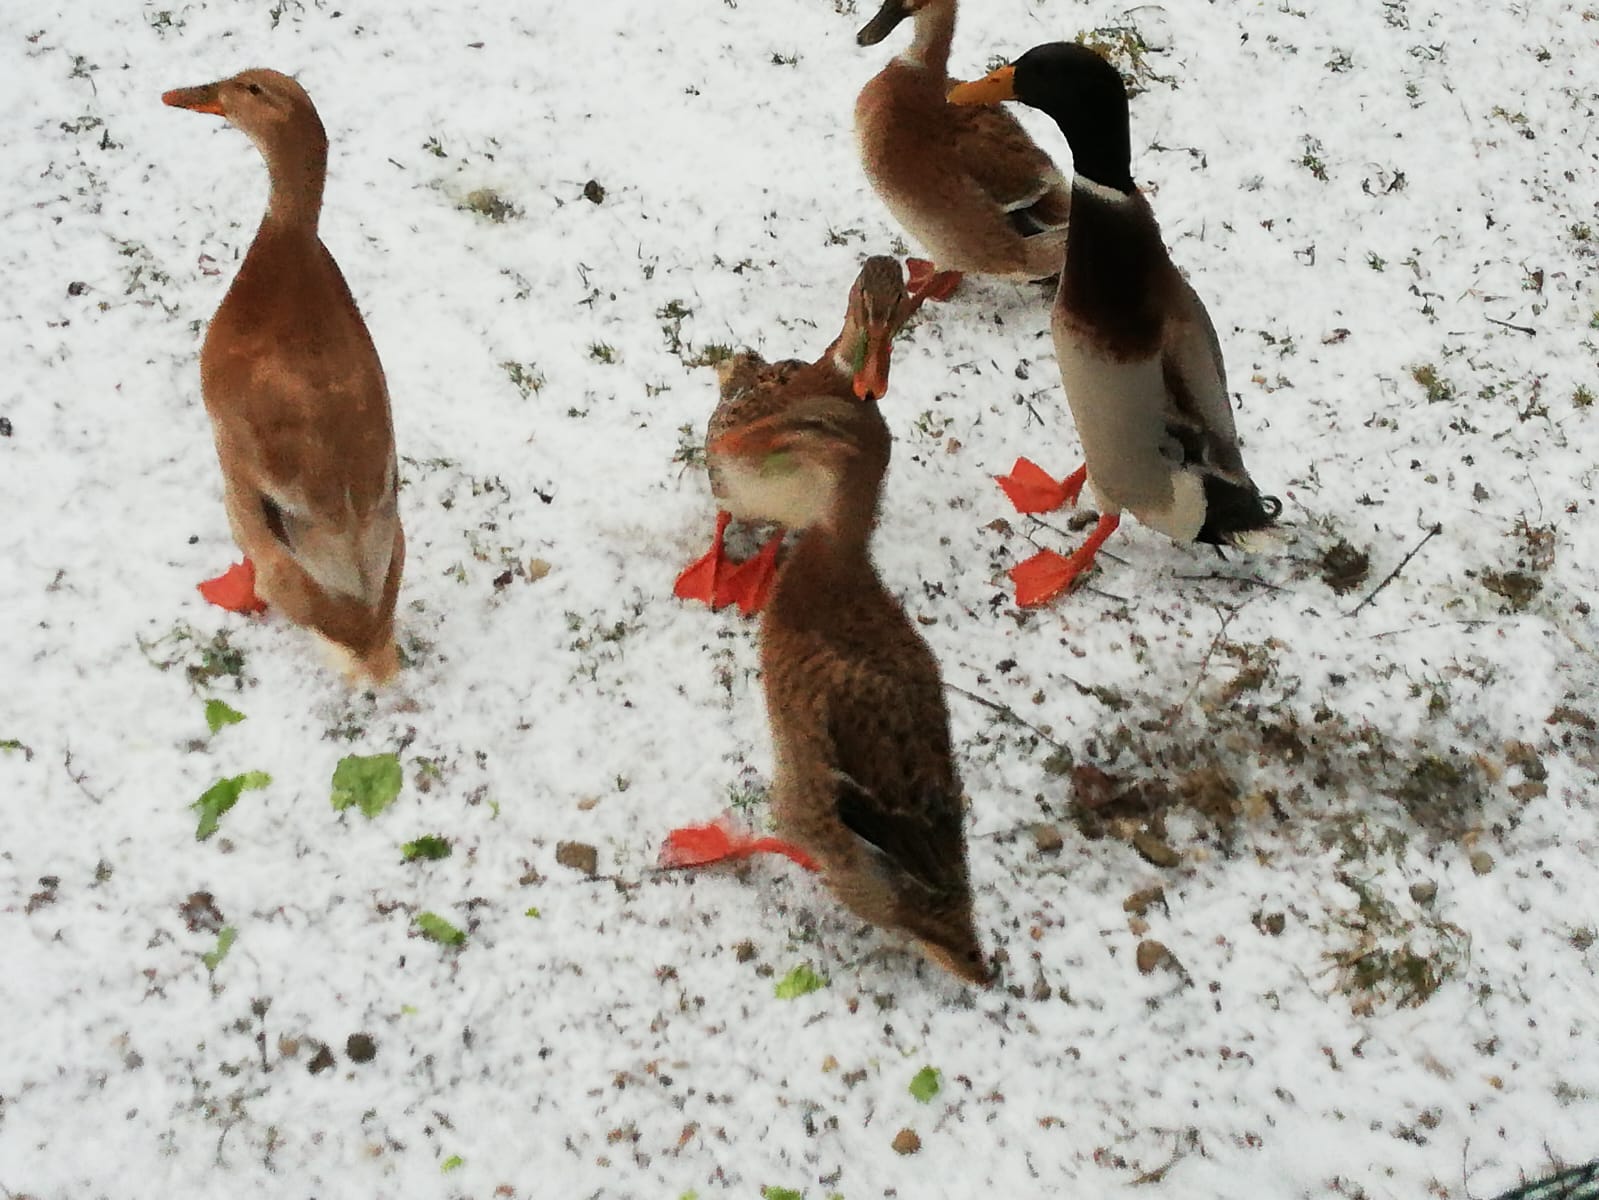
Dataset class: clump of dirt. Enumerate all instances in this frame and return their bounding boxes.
[1318,538,1371,594]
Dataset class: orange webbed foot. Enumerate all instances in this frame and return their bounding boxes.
[995,459,1085,515]
[906,258,963,305]
[659,816,820,873]
[1009,549,1081,608]
[1009,513,1122,607]
[674,512,732,606]
[714,533,783,616]
[198,559,267,614]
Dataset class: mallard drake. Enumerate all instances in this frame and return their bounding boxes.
[949,44,1280,606]
[664,392,991,987]
[854,0,1071,302]
[164,69,405,682]
[674,256,915,615]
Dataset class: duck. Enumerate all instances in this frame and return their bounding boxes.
[163,69,405,682]
[674,255,916,615]
[854,0,1071,302]
[663,391,991,987]
[948,44,1281,606]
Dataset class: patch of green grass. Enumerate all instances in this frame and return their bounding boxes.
[1074,25,1168,94]
[500,361,546,399]
[1323,873,1467,1011]
[684,342,735,369]
[1410,363,1455,403]
[672,422,706,471]
[193,772,271,841]
[459,188,520,222]
[1299,138,1328,181]
[401,835,451,862]
[1574,385,1594,409]
[588,342,617,364]
[774,964,827,999]
[415,912,465,946]
[330,753,403,818]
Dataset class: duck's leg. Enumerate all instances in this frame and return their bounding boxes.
[714,532,783,616]
[1010,513,1121,607]
[659,817,820,873]
[198,558,268,614]
[674,511,733,606]
[996,458,1086,514]
[906,258,963,305]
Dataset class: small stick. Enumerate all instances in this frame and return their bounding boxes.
[1486,316,1536,336]
[944,683,1066,751]
[1174,572,1289,593]
[1346,522,1442,617]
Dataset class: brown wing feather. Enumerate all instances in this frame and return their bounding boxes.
[949,99,1069,223]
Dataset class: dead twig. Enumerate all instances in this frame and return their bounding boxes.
[1346,523,1442,617]
[1174,572,1290,593]
[1486,315,1536,336]
[944,683,1066,751]
[63,747,105,804]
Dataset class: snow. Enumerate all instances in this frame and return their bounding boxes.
[2,0,1597,1197]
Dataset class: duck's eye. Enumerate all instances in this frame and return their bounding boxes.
[247,83,263,96]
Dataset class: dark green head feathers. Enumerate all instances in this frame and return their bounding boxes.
[1008,43,1135,194]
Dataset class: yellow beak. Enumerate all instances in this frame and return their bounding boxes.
[946,65,1017,106]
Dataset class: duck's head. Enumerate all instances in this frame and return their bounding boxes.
[835,254,912,403]
[710,393,890,534]
[948,43,1134,194]
[856,0,922,46]
[162,69,326,162]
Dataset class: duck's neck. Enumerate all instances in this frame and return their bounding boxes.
[260,135,328,234]
[823,319,863,383]
[783,512,878,595]
[902,0,955,79]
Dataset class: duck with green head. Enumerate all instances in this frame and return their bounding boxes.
[950,44,1280,606]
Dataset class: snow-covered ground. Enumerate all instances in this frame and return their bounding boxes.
[2,1,1596,1196]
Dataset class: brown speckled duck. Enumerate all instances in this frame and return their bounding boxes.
[164,69,404,682]
[855,0,1071,302]
[674,256,915,615]
[664,391,991,987]
[950,45,1279,606]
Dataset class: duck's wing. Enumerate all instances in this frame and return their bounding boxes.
[1161,273,1281,540]
[1160,271,1249,479]
[949,100,1071,235]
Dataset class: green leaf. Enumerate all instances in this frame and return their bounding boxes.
[330,753,402,818]
[524,906,541,919]
[401,835,452,862]
[680,1192,700,1200]
[203,698,245,734]
[440,1154,464,1173]
[908,1066,941,1104]
[762,1189,803,1200]
[192,771,271,841]
[773,964,826,1000]
[415,911,465,946]
[201,925,236,972]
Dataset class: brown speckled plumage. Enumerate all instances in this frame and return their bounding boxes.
[717,392,990,986]
[855,0,1069,279]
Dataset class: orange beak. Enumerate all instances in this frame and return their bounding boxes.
[946,65,1016,107]
[162,84,225,116]
[852,327,893,402]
